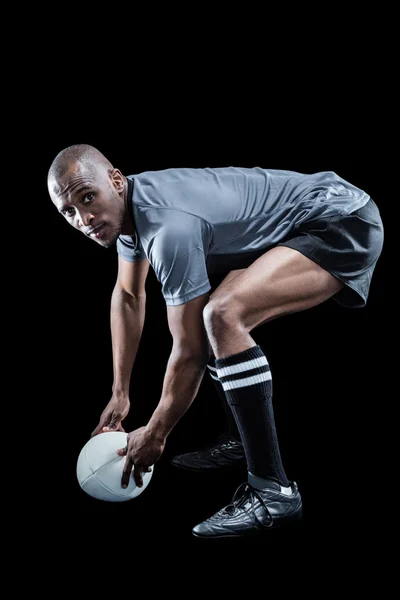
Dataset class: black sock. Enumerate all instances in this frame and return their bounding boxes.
[215,344,289,487]
[207,354,241,442]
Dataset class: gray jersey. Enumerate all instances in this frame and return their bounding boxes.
[117,167,370,306]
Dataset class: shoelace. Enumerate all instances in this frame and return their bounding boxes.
[210,439,241,457]
[193,434,240,456]
[218,482,274,529]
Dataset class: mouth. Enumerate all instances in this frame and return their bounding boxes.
[87,223,106,239]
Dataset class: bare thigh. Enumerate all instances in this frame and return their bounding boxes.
[206,246,344,332]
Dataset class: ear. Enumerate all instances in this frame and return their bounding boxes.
[110,168,125,193]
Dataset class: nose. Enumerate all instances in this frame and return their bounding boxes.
[77,210,94,228]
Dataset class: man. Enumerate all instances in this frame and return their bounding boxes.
[48,144,384,539]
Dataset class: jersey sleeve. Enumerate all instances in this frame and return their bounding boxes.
[148,211,213,306]
[116,235,147,262]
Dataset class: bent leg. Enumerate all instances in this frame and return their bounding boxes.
[202,245,343,488]
[204,246,344,358]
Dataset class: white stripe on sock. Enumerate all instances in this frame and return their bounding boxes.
[207,364,217,373]
[221,371,272,390]
[208,372,219,381]
[216,355,268,378]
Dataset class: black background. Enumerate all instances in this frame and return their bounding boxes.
[7,9,393,587]
[31,111,389,574]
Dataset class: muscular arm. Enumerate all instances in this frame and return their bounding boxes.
[111,256,150,395]
[147,293,211,438]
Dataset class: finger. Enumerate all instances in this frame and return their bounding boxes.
[105,423,125,432]
[121,455,134,488]
[103,420,118,432]
[116,445,127,456]
[91,422,105,438]
[142,466,152,473]
[133,463,143,487]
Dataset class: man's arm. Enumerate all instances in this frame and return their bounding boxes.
[92,256,151,436]
[111,256,151,394]
[146,292,211,439]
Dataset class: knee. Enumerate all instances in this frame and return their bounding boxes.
[203,296,242,330]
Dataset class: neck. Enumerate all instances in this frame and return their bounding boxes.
[120,175,135,235]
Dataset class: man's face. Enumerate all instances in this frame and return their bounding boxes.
[49,162,126,248]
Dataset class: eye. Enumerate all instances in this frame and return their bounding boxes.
[83,193,94,205]
[63,207,75,217]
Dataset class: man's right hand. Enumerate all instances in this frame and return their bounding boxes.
[91,393,130,437]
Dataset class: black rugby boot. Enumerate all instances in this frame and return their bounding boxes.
[170,433,246,472]
[192,479,302,538]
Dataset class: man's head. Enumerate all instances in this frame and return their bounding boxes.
[48,144,133,248]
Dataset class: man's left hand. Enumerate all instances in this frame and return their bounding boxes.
[117,426,166,488]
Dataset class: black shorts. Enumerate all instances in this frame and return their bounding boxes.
[278,198,384,308]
